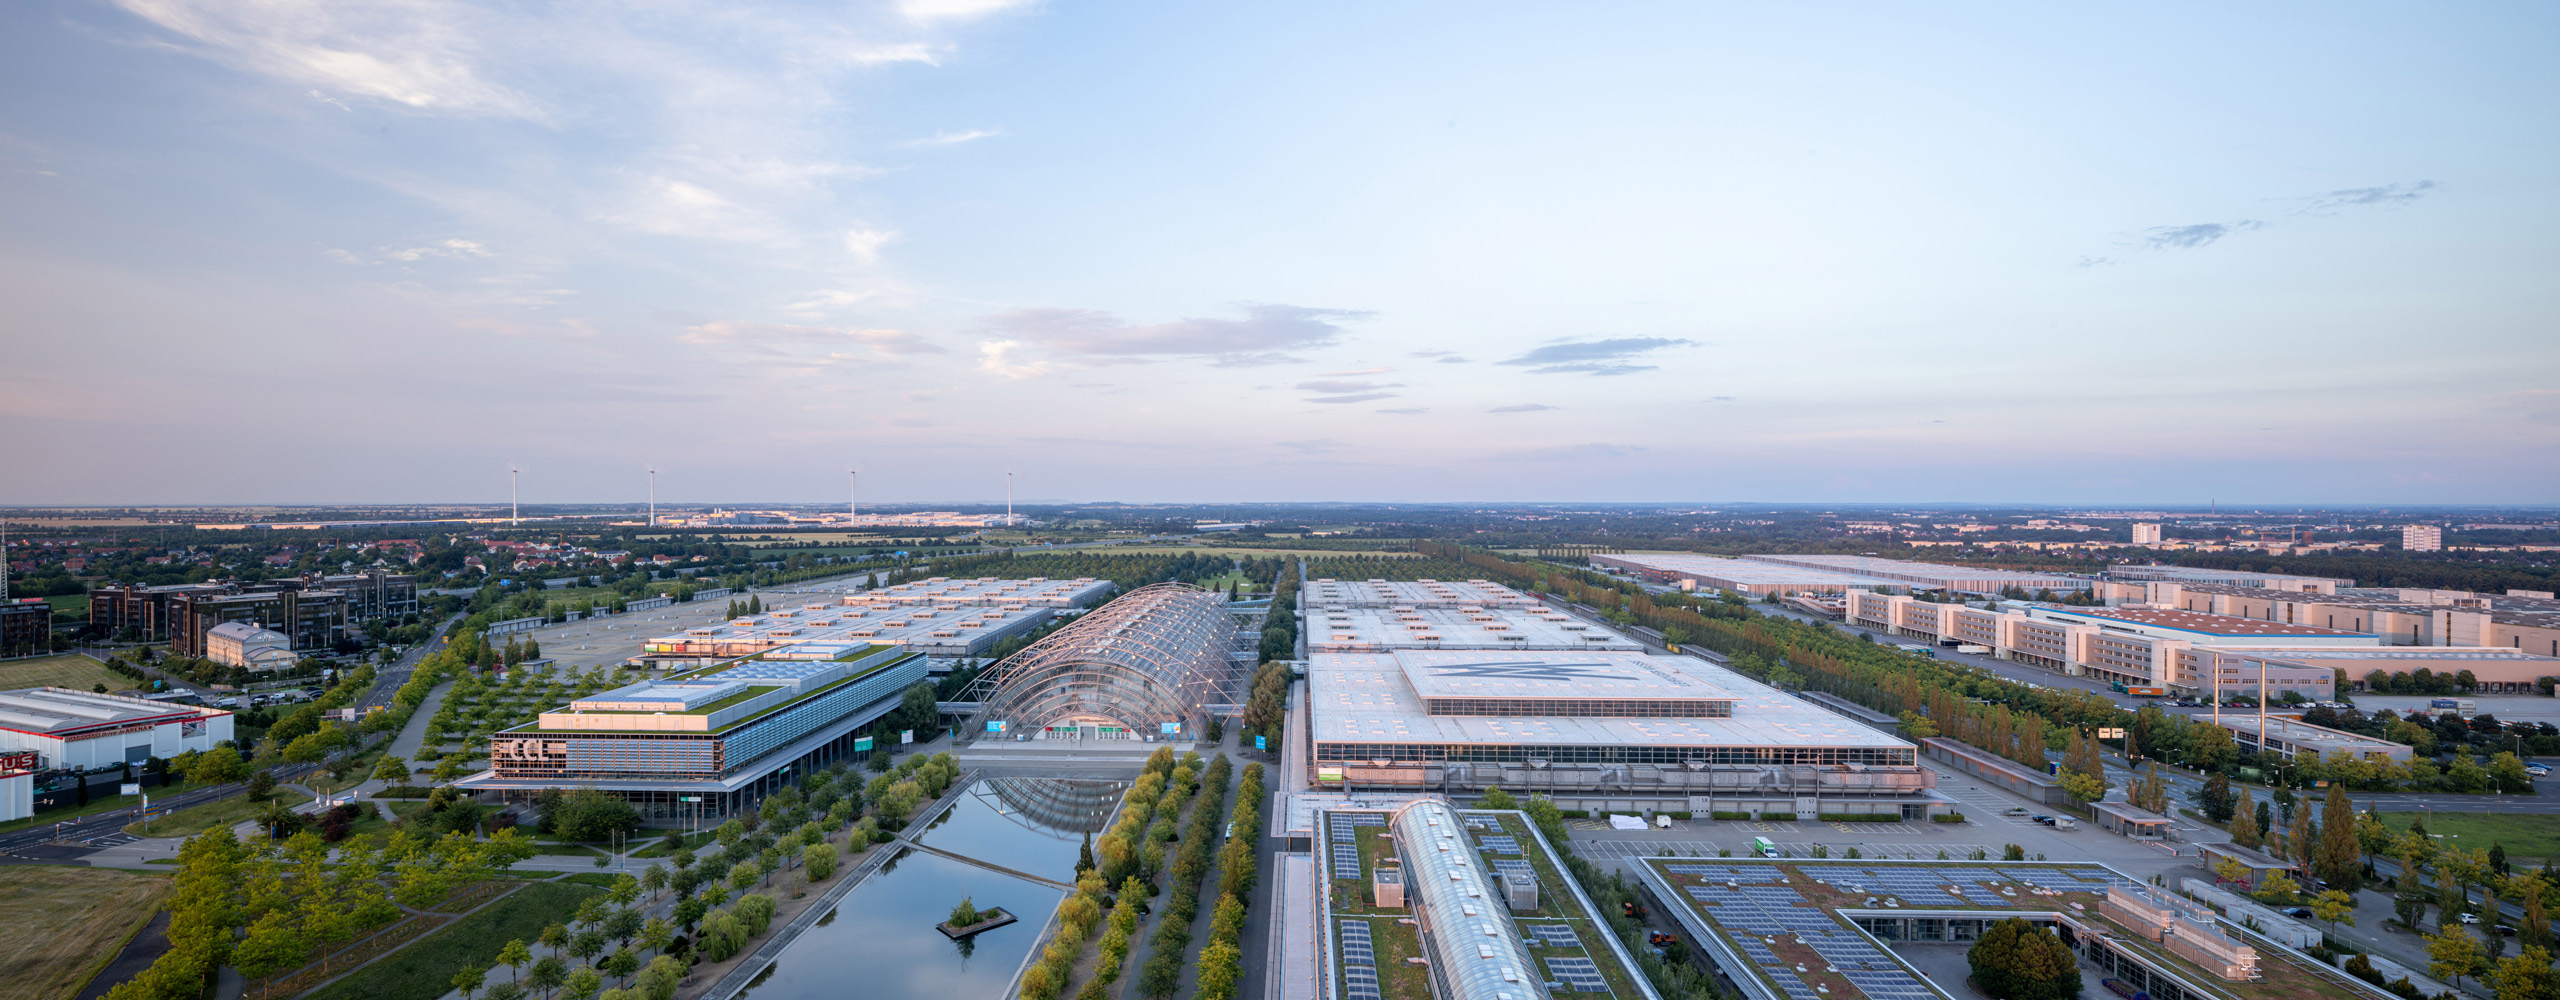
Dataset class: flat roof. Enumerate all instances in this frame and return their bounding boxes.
[2029,605,2369,638]
[1308,650,1911,750]
[1595,553,1908,588]
[646,604,1052,653]
[1738,554,2091,590]
[838,576,1111,607]
[1298,578,1538,608]
[2207,714,2407,754]
[1303,605,1645,652]
[0,687,218,737]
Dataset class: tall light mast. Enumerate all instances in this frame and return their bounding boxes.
[510,467,520,526]
[849,469,858,523]
[648,467,657,528]
[1005,469,1014,526]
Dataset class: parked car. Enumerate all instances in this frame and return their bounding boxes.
[2526,764,2551,777]
[2003,807,2030,816]
[2458,912,2481,925]
[2496,925,2519,937]
[2283,907,2314,919]
[2030,815,2057,826]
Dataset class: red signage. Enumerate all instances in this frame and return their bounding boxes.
[0,751,37,772]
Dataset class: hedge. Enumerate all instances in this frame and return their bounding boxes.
[1932,813,1967,823]
[1816,813,1898,823]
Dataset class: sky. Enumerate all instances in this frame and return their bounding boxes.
[2,2,2555,506]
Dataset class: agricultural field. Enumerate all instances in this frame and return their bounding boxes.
[0,653,131,693]
[0,865,173,1000]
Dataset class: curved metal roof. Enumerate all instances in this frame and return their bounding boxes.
[1390,799,1549,1000]
[966,583,1238,733]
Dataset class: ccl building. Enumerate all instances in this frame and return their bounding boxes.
[463,645,929,819]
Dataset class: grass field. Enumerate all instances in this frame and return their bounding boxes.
[124,788,262,838]
[0,865,173,1000]
[304,881,604,1000]
[0,654,130,693]
[1118,545,1421,560]
[2382,812,2560,864]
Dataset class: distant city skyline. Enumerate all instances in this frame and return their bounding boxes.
[3,2,2553,504]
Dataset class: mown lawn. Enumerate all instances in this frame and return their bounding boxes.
[0,653,130,693]
[0,865,172,1000]
[304,881,604,1000]
[2382,812,2560,864]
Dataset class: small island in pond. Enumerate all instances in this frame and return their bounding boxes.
[938,897,1016,939]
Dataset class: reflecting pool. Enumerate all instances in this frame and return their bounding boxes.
[734,778,1126,1000]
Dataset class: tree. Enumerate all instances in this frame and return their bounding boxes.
[1968,917,2083,1000]
[562,967,604,1000]
[451,965,490,1000]
[2211,856,2249,886]
[802,843,836,882]
[2310,890,2357,939]
[1194,940,1242,1000]
[603,950,640,988]
[373,754,411,785]
[527,957,569,1000]
[246,769,278,801]
[2489,946,2554,1000]
[2427,924,2484,991]
[2394,854,2433,929]
[2254,870,2301,904]
[2187,724,2238,772]
[2199,772,2235,823]
[497,940,535,982]
[1478,786,1519,811]
[232,910,310,995]
[2229,791,2263,849]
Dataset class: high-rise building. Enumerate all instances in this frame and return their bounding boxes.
[2130,522,2163,545]
[2403,525,2443,552]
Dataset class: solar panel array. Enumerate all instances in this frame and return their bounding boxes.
[1329,813,1383,880]
[1822,867,2001,907]
[1491,859,1536,879]
[2003,867,2136,891]
[1339,920,1380,1000]
[1527,924,1582,948]
[1680,880,1939,1000]
[1477,834,1523,854]
[1664,864,1785,882]
[1545,955,1610,993]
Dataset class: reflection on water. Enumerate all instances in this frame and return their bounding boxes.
[735,779,1128,1000]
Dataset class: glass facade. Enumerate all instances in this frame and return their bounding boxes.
[967,583,1239,733]
[1312,741,1917,766]
[1421,697,1732,718]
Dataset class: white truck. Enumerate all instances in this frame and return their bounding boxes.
[1955,644,1992,654]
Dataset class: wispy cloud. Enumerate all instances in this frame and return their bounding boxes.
[976,339,1051,380]
[899,0,1037,23]
[115,0,547,120]
[1499,443,1643,461]
[681,322,944,354]
[1277,438,1347,453]
[1496,337,1695,375]
[1295,379,1400,394]
[980,303,1370,367]
[1376,407,1428,414]
[2296,180,2436,215]
[1488,403,1558,413]
[2140,221,2262,250]
[1318,367,1391,376]
[1412,349,1470,364]
[904,129,1002,147]
[843,228,897,263]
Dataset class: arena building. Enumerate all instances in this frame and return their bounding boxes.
[205,622,298,671]
[0,687,234,771]
[840,576,1113,608]
[963,583,1245,742]
[1300,578,1539,609]
[641,602,1058,664]
[462,645,928,819]
[1304,605,1644,653]
[1304,648,1938,816]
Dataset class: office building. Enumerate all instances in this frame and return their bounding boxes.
[1299,578,1539,608]
[90,580,347,656]
[2130,522,2163,545]
[1303,604,1643,653]
[2404,525,2443,552]
[841,576,1113,608]
[464,645,928,818]
[0,688,234,771]
[2133,582,2560,663]
[0,598,49,657]
[1846,593,2379,697]
[1305,646,1939,816]
[320,570,420,621]
[204,622,298,672]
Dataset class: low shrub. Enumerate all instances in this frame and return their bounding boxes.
[1665,811,1693,820]
[1933,812,1967,823]
[1710,811,1751,821]
[1559,810,1590,818]
[1760,812,1797,822]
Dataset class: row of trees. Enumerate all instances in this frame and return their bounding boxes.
[1021,747,1212,1000]
[1133,752,1235,1000]
[1192,762,1267,1000]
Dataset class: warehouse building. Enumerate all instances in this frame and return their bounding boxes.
[1304,604,1643,653]
[1299,578,1539,608]
[1590,553,1909,596]
[1305,647,1940,816]
[464,645,929,819]
[1730,554,2091,595]
[841,576,1113,608]
[1846,592,2372,697]
[0,687,235,771]
[642,601,1058,664]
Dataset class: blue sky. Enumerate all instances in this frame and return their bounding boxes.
[2,2,2553,505]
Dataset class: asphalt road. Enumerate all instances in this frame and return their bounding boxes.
[0,759,320,855]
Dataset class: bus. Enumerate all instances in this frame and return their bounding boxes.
[1753,836,1780,858]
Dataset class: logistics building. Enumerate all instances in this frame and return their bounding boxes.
[2096,565,2351,595]
[2125,583,2560,664]
[642,602,1058,664]
[1300,578,1539,609]
[1727,554,2091,595]
[1589,554,1909,596]
[464,645,928,819]
[1304,605,1644,653]
[0,687,234,770]
[839,576,1113,608]
[1846,592,2377,698]
[1304,647,1939,817]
